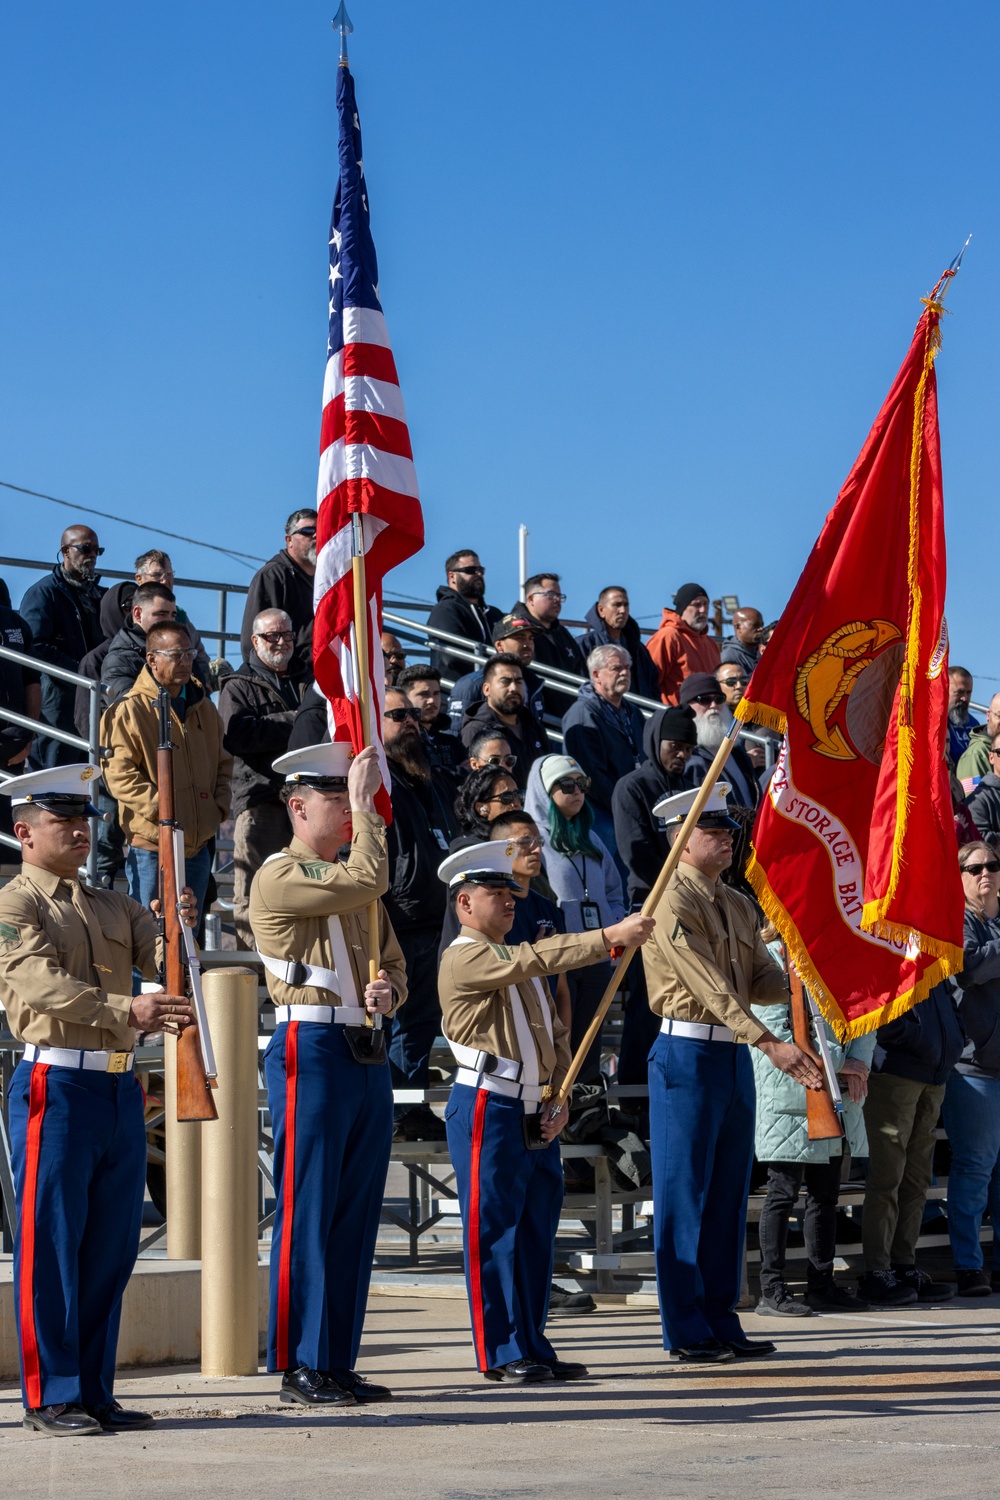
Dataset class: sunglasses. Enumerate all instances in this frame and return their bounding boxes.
[384,707,420,723]
[691,693,725,706]
[66,543,104,556]
[962,861,1000,876]
[482,753,517,769]
[384,651,407,664]
[552,776,590,795]
[486,790,523,807]
[533,589,567,602]
[453,564,485,576]
[289,526,317,538]
[719,677,748,687]
[258,631,294,644]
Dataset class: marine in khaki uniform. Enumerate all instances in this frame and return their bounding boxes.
[643,783,823,1365]
[249,741,407,1409]
[0,764,196,1437]
[437,841,654,1384]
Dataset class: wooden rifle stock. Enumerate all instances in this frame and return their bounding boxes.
[158,689,217,1122]
[788,965,843,1142]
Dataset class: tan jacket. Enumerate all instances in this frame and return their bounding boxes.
[643,864,785,1044]
[438,926,607,1093]
[102,667,233,855]
[249,816,407,1014]
[0,865,159,1049]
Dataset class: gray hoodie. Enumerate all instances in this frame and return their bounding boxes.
[525,757,625,932]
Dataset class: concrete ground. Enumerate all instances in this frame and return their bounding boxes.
[4,1294,1000,1498]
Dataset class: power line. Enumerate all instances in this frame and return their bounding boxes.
[0,480,266,571]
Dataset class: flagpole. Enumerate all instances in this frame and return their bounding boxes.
[333,1,353,65]
[550,719,744,1112]
[351,512,383,1031]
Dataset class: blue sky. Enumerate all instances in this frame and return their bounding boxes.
[2,3,997,683]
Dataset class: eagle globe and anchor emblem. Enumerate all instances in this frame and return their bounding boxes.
[794,617,947,766]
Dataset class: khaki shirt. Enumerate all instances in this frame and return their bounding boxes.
[249,815,407,1013]
[643,864,785,1045]
[0,865,158,1049]
[439,926,608,1093]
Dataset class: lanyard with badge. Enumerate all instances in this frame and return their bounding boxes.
[570,854,602,930]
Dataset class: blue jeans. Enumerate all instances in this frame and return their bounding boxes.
[125,843,212,924]
[942,1070,1000,1272]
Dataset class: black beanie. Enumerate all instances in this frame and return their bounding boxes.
[657,706,697,745]
[673,582,709,613]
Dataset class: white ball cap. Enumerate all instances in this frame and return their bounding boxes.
[652,781,736,826]
[437,840,521,890]
[1,762,103,816]
[272,741,354,786]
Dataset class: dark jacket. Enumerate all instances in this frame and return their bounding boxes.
[954,905,1000,1079]
[872,984,965,1087]
[19,565,106,752]
[576,604,660,703]
[0,607,40,769]
[612,709,689,906]
[288,684,329,750]
[446,663,546,737]
[240,550,315,675]
[685,739,761,810]
[965,774,1000,851]
[510,603,585,716]
[73,585,135,739]
[102,620,212,707]
[719,639,760,678]
[218,655,308,817]
[385,763,458,932]
[426,586,503,683]
[459,700,548,789]
[562,683,645,817]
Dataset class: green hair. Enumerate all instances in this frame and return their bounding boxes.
[547,796,601,858]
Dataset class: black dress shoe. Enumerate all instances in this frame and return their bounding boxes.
[85,1400,154,1432]
[668,1339,736,1365]
[324,1368,393,1403]
[280,1367,356,1406]
[546,1358,589,1380]
[483,1360,555,1384]
[23,1404,102,1437]
[724,1336,777,1359]
[548,1282,597,1315]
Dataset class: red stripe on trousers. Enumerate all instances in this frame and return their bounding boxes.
[468,1089,490,1372]
[275,1023,299,1373]
[19,1064,48,1410]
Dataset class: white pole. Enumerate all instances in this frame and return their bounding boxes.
[518,524,529,602]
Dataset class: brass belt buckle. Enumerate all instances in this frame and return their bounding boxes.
[106,1052,129,1074]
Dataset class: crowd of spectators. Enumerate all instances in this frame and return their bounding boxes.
[3,524,999,1304]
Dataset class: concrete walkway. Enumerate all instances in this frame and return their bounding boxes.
[4,1295,1000,1498]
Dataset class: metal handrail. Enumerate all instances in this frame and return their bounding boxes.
[0,642,103,879]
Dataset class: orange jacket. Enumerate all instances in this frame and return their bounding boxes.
[645,608,721,704]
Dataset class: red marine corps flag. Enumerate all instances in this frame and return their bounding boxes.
[313,24,424,821]
[737,264,967,1038]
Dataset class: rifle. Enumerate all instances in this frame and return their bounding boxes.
[158,686,218,1122]
[787,957,843,1141]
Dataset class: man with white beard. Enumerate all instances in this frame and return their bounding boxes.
[678,672,760,812]
[947,666,981,766]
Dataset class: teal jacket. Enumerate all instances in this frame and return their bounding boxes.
[750,1000,876,1164]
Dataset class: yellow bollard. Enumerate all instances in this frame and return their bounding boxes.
[200,966,260,1376]
[164,1031,202,1260]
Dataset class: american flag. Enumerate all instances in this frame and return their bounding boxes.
[313,59,424,820]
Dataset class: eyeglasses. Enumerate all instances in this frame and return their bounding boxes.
[962,860,1000,876]
[257,631,294,644]
[691,693,725,706]
[289,526,317,538]
[509,835,543,852]
[719,677,748,687]
[384,706,421,723]
[151,648,195,662]
[66,543,104,556]
[552,776,591,795]
[481,753,517,769]
[384,650,407,664]
[486,790,523,807]
[453,565,485,576]
[989,749,1000,758]
[533,590,566,602]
